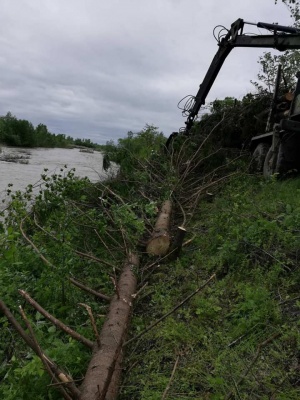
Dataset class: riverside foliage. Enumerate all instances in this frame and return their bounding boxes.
[0,127,163,398]
[0,122,299,399]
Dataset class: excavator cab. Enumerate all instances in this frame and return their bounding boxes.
[289,72,300,119]
[251,67,300,177]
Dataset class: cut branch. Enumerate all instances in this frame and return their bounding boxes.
[125,273,216,346]
[19,306,78,400]
[75,250,117,270]
[161,355,180,400]
[0,300,37,353]
[79,303,101,347]
[20,216,54,268]
[69,277,111,302]
[18,290,94,349]
[0,300,80,400]
[225,332,281,400]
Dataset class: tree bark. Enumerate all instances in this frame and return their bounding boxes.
[146,200,172,256]
[79,253,139,400]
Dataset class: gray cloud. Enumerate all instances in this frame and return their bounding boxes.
[0,0,293,143]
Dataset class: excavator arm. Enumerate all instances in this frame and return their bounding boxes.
[167,18,300,148]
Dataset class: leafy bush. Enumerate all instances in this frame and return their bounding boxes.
[103,124,165,175]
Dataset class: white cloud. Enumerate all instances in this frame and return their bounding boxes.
[0,0,294,143]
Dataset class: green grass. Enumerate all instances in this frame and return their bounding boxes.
[122,174,300,399]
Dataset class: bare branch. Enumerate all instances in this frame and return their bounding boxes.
[20,216,54,268]
[18,290,94,349]
[124,273,216,346]
[69,277,111,302]
[0,300,37,352]
[1,300,81,399]
[94,229,118,261]
[75,250,117,270]
[97,182,126,205]
[18,306,73,400]
[225,332,281,400]
[161,355,180,400]
[79,303,101,347]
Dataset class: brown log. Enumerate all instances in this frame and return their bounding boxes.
[79,253,139,400]
[146,200,172,256]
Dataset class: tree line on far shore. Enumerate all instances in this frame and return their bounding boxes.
[0,112,97,149]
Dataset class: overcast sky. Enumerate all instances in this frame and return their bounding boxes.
[0,0,293,143]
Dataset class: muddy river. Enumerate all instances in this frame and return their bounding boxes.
[0,146,111,205]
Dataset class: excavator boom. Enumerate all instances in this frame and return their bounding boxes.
[167,18,300,148]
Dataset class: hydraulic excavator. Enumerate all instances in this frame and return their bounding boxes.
[167,18,300,176]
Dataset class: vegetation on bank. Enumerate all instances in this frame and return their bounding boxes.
[0,125,167,399]
[0,112,98,148]
[122,174,300,399]
[0,119,299,398]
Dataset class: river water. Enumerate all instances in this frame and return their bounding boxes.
[0,146,111,205]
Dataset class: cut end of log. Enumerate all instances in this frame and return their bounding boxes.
[146,200,172,256]
[146,235,170,256]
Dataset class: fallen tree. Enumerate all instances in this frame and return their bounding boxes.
[0,253,139,400]
[80,253,139,400]
[0,125,234,399]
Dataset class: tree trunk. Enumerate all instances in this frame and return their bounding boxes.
[79,253,139,400]
[146,200,172,256]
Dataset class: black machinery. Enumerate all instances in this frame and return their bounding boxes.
[167,19,300,176]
